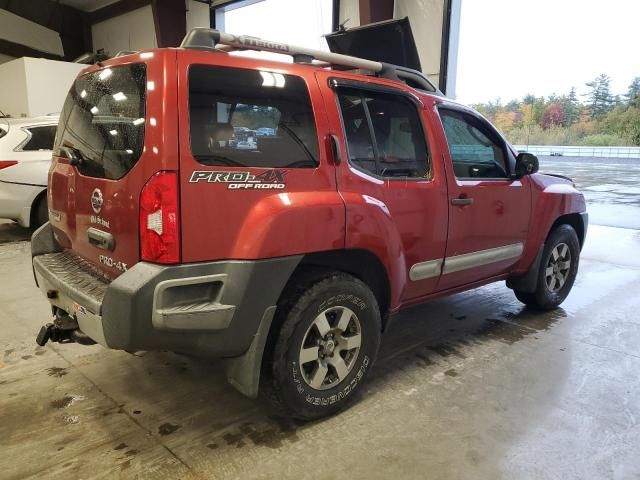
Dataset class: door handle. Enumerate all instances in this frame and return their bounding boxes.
[87,227,115,251]
[451,197,473,206]
[325,134,342,165]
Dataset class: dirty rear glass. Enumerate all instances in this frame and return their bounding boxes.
[189,65,318,168]
[54,64,146,180]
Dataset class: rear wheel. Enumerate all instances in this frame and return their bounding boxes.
[514,224,580,310]
[32,193,48,229]
[261,271,381,420]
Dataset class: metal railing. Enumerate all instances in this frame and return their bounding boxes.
[513,145,640,158]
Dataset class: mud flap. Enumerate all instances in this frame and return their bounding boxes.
[506,245,544,293]
[224,306,277,399]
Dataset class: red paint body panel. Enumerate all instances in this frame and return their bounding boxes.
[176,51,344,263]
[48,50,179,280]
[47,46,587,313]
[425,102,533,290]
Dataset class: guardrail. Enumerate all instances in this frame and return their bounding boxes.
[513,145,640,158]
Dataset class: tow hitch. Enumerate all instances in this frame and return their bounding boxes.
[36,310,96,347]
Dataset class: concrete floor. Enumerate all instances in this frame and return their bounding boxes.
[1,157,640,479]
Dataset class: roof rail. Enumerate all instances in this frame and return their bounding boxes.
[180,28,441,94]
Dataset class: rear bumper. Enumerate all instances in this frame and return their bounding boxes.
[32,224,301,357]
[0,180,44,227]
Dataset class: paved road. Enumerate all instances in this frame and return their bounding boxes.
[1,158,639,479]
[538,155,640,229]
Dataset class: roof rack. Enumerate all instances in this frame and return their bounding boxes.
[180,28,441,95]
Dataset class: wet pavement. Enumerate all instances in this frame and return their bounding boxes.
[539,156,640,229]
[1,157,640,479]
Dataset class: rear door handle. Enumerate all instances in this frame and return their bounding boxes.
[451,197,473,206]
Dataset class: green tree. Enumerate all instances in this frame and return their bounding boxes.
[603,106,640,145]
[505,99,520,113]
[625,77,640,107]
[585,74,615,117]
[560,87,580,126]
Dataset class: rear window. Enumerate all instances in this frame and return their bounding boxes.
[188,65,318,168]
[55,64,146,180]
[22,125,57,151]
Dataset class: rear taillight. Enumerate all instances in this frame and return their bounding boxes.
[139,171,180,264]
[0,161,18,170]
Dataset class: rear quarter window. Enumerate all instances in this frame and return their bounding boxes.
[21,125,57,151]
[188,65,318,168]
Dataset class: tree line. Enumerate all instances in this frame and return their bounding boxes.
[473,74,640,146]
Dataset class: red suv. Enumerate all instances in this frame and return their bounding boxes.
[32,28,587,420]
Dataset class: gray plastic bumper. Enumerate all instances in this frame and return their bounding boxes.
[31,224,301,358]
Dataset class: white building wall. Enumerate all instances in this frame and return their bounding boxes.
[92,5,157,56]
[186,0,211,31]
[0,59,28,117]
[394,0,444,88]
[339,0,360,28]
[24,58,85,117]
[0,53,16,65]
[0,58,84,117]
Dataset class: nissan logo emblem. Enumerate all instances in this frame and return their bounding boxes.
[91,188,103,214]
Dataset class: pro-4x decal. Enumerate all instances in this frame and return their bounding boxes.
[189,170,287,189]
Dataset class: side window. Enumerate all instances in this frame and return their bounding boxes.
[438,108,508,179]
[189,65,318,168]
[22,126,57,151]
[337,93,376,174]
[337,88,429,179]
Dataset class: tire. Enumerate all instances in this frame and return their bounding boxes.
[261,271,381,420]
[32,193,48,229]
[515,224,580,310]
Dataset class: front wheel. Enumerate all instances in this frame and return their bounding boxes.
[515,224,580,310]
[261,272,381,420]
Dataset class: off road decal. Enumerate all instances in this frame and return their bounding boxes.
[189,170,287,190]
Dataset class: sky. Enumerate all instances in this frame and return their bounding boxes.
[455,0,640,105]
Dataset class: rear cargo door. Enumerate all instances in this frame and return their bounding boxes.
[48,52,179,279]
[177,52,343,262]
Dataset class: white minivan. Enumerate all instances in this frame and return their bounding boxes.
[0,115,58,228]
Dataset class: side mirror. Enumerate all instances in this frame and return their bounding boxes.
[514,152,539,177]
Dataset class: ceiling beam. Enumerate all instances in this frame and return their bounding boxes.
[358,0,394,25]
[0,0,91,60]
[152,0,186,48]
[0,38,63,61]
[89,0,151,24]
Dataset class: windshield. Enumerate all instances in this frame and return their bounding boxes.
[54,64,146,180]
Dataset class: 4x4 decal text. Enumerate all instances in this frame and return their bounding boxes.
[189,170,287,189]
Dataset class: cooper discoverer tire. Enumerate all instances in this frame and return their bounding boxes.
[261,271,381,420]
[515,224,580,310]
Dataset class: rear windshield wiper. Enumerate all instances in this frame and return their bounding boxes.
[61,144,89,166]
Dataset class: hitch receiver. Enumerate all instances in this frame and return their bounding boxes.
[36,323,55,346]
